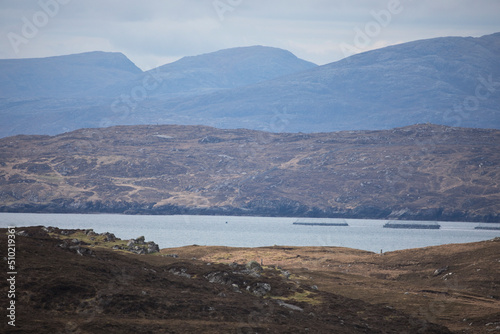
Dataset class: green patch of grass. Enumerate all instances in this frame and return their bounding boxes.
[213,253,233,261]
[270,290,322,305]
[49,231,129,250]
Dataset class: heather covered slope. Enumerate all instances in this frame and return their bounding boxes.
[1,123,499,221]
[0,226,459,333]
[3,226,499,333]
[168,238,500,333]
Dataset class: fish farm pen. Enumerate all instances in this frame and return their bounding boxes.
[293,218,349,227]
[474,224,500,231]
[383,221,441,229]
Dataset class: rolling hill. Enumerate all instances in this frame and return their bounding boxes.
[1,123,499,221]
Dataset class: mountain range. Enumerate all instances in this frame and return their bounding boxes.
[0,32,499,137]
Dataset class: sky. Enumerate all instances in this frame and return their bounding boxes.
[1,0,500,71]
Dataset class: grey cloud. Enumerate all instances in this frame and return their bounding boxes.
[0,0,499,68]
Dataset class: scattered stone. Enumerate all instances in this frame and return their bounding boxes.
[126,237,160,254]
[169,268,191,278]
[16,230,30,237]
[433,266,448,276]
[84,229,97,236]
[281,270,291,279]
[251,283,272,296]
[441,272,453,280]
[147,242,160,253]
[205,271,233,285]
[276,300,304,312]
[69,245,93,257]
[246,260,263,273]
[102,232,116,242]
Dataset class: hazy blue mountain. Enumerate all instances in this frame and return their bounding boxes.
[0,51,142,98]
[150,32,500,132]
[1,33,499,137]
[103,46,317,98]
[144,45,318,96]
[0,46,317,137]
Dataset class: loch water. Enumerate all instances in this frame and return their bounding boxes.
[1,213,499,253]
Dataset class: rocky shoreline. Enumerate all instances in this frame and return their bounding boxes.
[2,200,499,222]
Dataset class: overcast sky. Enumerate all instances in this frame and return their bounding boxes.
[1,0,499,70]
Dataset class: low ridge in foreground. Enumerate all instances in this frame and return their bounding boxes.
[11,226,500,332]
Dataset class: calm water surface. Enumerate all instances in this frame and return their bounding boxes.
[1,213,499,253]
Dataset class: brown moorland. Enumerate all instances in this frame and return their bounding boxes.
[0,123,499,221]
[2,226,499,333]
[167,239,500,333]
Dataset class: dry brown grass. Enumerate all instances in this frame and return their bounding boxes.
[163,239,500,333]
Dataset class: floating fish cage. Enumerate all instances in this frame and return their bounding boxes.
[383,220,441,229]
[474,223,500,231]
[293,218,349,226]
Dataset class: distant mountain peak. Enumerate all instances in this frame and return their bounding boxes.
[4,51,141,73]
[177,45,314,64]
[154,45,316,71]
[50,51,142,73]
[0,51,142,99]
[138,45,317,96]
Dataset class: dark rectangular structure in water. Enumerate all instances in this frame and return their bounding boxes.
[383,221,441,229]
[293,222,349,226]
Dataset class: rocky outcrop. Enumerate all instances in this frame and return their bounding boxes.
[38,226,160,255]
[115,236,160,254]
[204,262,273,296]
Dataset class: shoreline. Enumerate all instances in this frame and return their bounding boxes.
[1,205,499,223]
